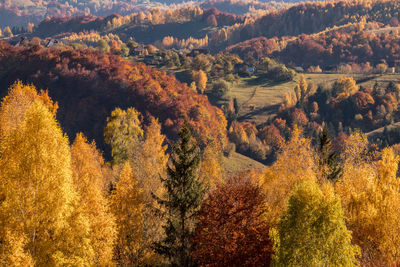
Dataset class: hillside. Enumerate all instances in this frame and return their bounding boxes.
[0,42,228,156]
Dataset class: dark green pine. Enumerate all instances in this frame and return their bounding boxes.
[153,125,205,267]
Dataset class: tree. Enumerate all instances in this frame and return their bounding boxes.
[272,181,359,266]
[336,141,400,265]
[192,174,272,266]
[97,39,110,53]
[70,133,117,266]
[104,107,143,165]
[318,128,342,181]
[199,141,224,190]
[134,118,169,265]
[192,70,207,94]
[3,26,13,37]
[0,81,58,139]
[154,125,205,266]
[111,162,144,266]
[106,110,169,264]
[27,23,34,33]
[206,14,218,27]
[260,126,317,226]
[110,40,121,55]
[332,77,358,100]
[376,63,388,75]
[211,79,230,98]
[0,101,93,266]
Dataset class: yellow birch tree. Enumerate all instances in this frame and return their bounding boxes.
[71,133,117,266]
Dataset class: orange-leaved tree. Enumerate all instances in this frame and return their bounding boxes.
[336,132,400,265]
[192,173,272,266]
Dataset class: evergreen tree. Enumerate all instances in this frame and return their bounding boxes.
[233,97,239,116]
[154,125,205,266]
[318,128,342,181]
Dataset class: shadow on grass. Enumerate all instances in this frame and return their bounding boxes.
[238,104,281,121]
[243,75,292,87]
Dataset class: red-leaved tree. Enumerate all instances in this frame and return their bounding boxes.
[192,173,272,266]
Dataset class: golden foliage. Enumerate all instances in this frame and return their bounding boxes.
[71,133,117,266]
[260,126,317,226]
[104,107,143,165]
[111,162,144,266]
[336,134,400,265]
[199,142,224,191]
[133,118,169,264]
[0,101,93,266]
[192,70,208,94]
[0,81,58,138]
[333,77,359,101]
[0,230,34,267]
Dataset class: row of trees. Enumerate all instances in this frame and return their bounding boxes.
[3,82,400,265]
[0,81,220,266]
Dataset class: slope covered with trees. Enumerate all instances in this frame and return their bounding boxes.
[2,81,400,266]
[0,42,227,154]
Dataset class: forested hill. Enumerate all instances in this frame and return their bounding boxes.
[0,42,227,155]
[212,0,400,50]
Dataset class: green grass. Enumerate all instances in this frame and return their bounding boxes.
[226,73,400,126]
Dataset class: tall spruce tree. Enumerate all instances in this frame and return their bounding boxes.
[318,128,342,181]
[154,125,205,266]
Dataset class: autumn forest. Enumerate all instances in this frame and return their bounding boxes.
[3,0,400,266]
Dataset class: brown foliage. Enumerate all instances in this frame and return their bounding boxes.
[192,174,272,266]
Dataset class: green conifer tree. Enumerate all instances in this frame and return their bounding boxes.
[318,128,342,181]
[154,125,205,266]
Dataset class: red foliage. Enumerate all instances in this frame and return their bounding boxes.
[354,91,375,110]
[258,124,282,148]
[291,108,309,126]
[0,42,227,154]
[203,8,243,26]
[192,174,272,266]
[225,37,280,61]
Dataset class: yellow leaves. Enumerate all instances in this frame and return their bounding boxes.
[377,147,399,185]
[260,126,317,226]
[332,77,358,101]
[111,162,144,265]
[71,133,117,266]
[104,107,144,165]
[342,131,369,165]
[336,133,400,265]
[0,81,58,138]
[199,142,224,191]
[0,83,93,266]
[192,70,207,94]
[0,229,34,267]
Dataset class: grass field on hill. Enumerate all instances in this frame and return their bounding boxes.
[227,73,400,126]
[223,151,266,175]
